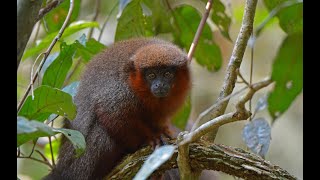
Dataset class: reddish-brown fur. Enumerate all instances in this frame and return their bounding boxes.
[44,38,191,180]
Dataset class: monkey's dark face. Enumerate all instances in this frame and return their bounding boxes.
[142,66,177,98]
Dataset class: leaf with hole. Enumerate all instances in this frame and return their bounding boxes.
[115,1,153,41]
[242,118,271,158]
[17,117,56,147]
[53,128,86,157]
[18,85,77,121]
[22,21,99,60]
[42,42,76,88]
[268,33,302,120]
[173,6,222,71]
[211,0,232,40]
[133,145,175,180]
[42,0,81,33]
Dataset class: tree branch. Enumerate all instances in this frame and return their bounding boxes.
[106,142,296,180]
[187,0,259,141]
[17,0,75,113]
[17,0,43,70]
[187,0,213,61]
[37,0,65,21]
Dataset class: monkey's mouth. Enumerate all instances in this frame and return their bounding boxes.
[152,89,169,98]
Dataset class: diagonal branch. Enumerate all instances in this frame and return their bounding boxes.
[17,0,75,113]
[188,0,259,142]
[106,142,297,180]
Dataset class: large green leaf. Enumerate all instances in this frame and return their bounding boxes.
[263,0,303,34]
[172,96,191,130]
[18,85,77,121]
[17,117,85,157]
[42,0,81,33]
[74,34,106,62]
[115,0,154,41]
[42,42,76,88]
[54,128,86,157]
[268,33,303,121]
[211,0,232,40]
[141,0,173,34]
[22,21,99,60]
[17,117,56,147]
[173,6,222,71]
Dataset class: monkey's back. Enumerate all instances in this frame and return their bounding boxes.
[73,38,170,134]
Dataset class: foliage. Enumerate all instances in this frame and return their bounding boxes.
[17,0,302,179]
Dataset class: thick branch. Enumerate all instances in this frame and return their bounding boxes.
[17,0,43,70]
[106,142,296,180]
[17,0,75,113]
[37,0,65,21]
[188,0,258,140]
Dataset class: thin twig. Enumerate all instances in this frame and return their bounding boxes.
[37,0,65,21]
[191,86,248,131]
[48,136,55,166]
[17,0,75,113]
[32,21,41,45]
[187,0,213,62]
[18,154,53,169]
[49,121,56,166]
[88,0,101,39]
[249,35,254,120]
[28,140,38,157]
[186,0,258,139]
[237,69,250,87]
[98,1,118,42]
[182,79,272,145]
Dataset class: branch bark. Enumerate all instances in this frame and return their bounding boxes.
[106,142,297,180]
[188,0,258,141]
[17,0,43,70]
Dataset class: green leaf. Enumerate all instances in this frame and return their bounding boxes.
[211,0,232,40]
[263,0,303,34]
[22,21,99,60]
[117,0,132,18]
[173,6,222,71]
[42,42,76,88]
[133,145,175,180]
[268,33,302,121]
[54,128,86,157]
[115,0,154,41]
[17,117,56,147]
[44,137,60,162]
[42,0,81,33]
[141,0,173,34]
[172,96,191,130]
[40,53,59,78]
[18,85,77,121]
[74,34,106,62]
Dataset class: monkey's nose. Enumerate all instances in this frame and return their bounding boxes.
[151,82,170,97]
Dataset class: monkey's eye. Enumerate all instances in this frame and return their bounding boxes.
[164,72,173,79]
[147,73,156,80]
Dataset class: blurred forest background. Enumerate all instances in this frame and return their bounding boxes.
[17,0,302,179]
